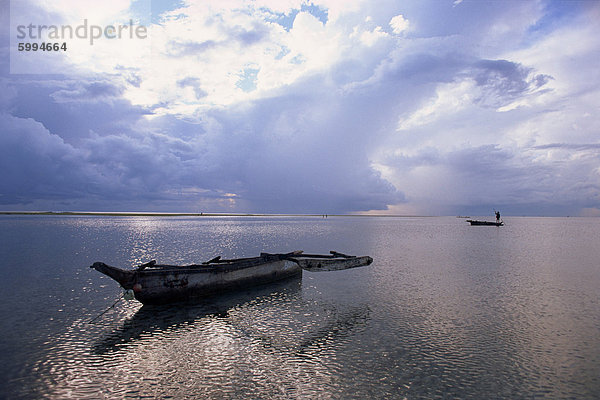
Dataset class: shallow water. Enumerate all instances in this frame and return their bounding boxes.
[0,215,599,398]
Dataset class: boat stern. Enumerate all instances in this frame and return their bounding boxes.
[292,255,373,272]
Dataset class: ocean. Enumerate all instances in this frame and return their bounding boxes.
[0,215,598,399]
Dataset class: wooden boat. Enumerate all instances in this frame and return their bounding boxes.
[91,251,373,305]
[466,219,504,226]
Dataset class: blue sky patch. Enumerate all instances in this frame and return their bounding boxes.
[149,0,186,24]
[265,2,328,31]
[236,67,260,92]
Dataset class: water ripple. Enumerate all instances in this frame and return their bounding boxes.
[2,216,599,399]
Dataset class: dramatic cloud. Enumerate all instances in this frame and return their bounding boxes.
[1,0,599,215]
[0,113,90,205]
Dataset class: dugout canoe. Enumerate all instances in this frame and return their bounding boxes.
[466,219,504,226]
[91,251,373,305]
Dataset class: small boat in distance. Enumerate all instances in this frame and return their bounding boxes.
[466,219,504,226]
[91,251,373,305]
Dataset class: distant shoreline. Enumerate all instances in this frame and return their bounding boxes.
[0,211,424,218]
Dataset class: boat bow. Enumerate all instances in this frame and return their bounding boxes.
[91,262,136,288]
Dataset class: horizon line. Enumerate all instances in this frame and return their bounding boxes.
[0,211,590,218]
[0,210,427,218]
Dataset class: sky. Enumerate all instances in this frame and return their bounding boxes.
[1,0,599,216]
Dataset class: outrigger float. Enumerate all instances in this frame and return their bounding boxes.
[91,251,373,305]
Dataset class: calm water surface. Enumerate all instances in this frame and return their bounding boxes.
[0,215,599,399]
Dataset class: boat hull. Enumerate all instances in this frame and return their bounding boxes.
[92,257,301,305]
[91,251,373,305]
[466,220,504,226]
[292,256,373,271]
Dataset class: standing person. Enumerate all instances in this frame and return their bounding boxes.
[495,210,500,223]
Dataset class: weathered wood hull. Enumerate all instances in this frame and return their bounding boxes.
[91,256,302,305]
[292,256,373,271]
[91,251,373,305]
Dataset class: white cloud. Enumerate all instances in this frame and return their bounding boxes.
[389,14,409,34]
[253,0,303,15]
[37,0,132,24]
[313,0,365,23]
[503,21,600,100]
[397,79,476,131]
[359,26,388,46]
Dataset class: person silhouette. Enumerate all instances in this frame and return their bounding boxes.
[495,210,500,223]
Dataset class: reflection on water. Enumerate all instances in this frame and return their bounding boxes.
[29,276,370,399]
[92,277,304,354]
[1,216,599,399]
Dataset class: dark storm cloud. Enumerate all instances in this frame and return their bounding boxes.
[7,77,150,144]
[472,59,553,108]
[0,67,403,212]
[195,74,406,213]
[0,113,90,205]
[383,141,600,216]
